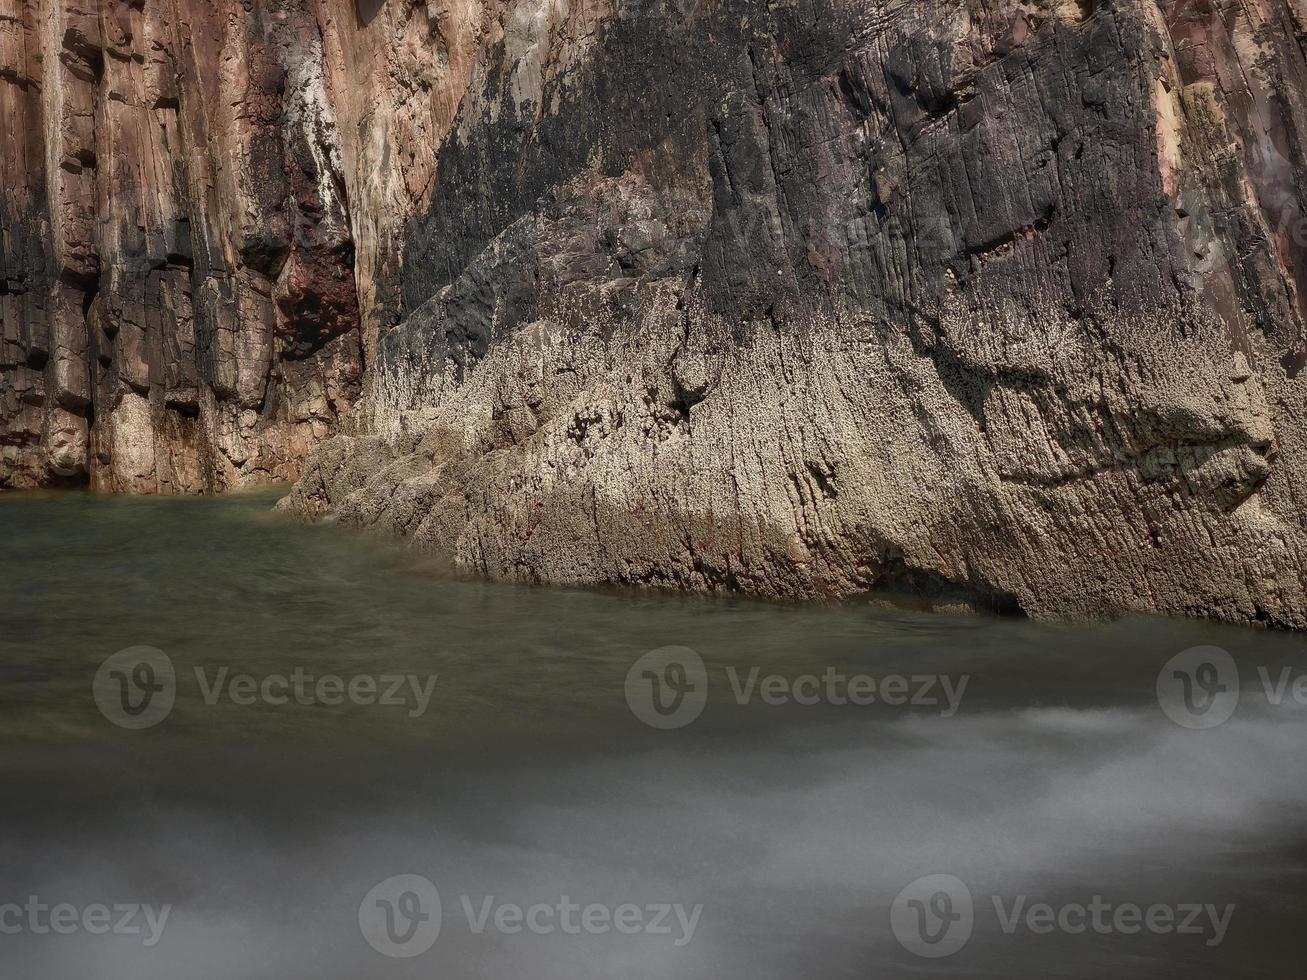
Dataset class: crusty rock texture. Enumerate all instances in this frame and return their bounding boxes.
[7,0,1307,624]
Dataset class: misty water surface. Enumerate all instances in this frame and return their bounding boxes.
[2,490,1306,978]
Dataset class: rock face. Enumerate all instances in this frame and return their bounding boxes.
[7,0,1307,624]
[0,0,363,491]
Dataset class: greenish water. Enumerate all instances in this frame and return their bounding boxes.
[2,490,1306,978]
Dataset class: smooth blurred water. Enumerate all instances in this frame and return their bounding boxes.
[2,490,1306,978]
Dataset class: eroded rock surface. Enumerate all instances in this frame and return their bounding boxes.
[6,0,1307,623]
[0,0,364,491]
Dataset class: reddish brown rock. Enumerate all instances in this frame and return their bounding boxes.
[0,0,364,491]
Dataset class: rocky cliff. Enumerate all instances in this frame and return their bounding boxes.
[5,0,1307,625]
[0,0,367,490]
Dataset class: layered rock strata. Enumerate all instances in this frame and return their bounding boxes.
[7,0,1307,624]
[0,0,364,491]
